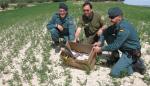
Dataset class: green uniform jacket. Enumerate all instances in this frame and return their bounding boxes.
[47,13,76,41]
[78,12,103,37]
[102,19,141,51]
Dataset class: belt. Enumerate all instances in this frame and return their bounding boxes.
[122,49,141,59]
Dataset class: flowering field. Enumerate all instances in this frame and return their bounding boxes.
[0,1,150,86]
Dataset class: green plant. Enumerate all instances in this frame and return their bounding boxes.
[143,74,150,85]
[112,78,121,86]
[64,69,72,86]
[119,69,128,78]
[13,71,22,85]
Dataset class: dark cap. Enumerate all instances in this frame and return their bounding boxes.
[59,3,68,11]
[108,7,123,19]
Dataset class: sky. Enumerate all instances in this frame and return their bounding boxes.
[124,0,150,7]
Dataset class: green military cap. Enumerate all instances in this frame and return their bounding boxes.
[108,7,123,19]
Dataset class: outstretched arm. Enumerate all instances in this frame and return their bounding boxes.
[102,28,129,51]
[74,27,82,42]
[68,17,76,41]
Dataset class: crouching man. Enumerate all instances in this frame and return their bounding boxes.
[93,7,146,77]
[47,3,76,53]
[74,2,105,44]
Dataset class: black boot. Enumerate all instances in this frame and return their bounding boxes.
[51,41,60,53]
[132,59,146,75]
[51,41,58,48]
[55,45,61,53]
[55,42,61,53]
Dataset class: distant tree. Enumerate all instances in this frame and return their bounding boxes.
[52,0,67,2]
[26,0,34,3]
[10,0,17,3]
[0,0,9,10]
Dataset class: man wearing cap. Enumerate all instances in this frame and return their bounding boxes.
[74,2,105,44]
[93,7,146,77]
[47,3,76,53]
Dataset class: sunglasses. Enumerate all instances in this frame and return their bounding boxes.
[83,9,90,12]
[109,16,116,19]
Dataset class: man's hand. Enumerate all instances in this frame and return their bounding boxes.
[93,42,101,47]
[57,24,64,31]
[73,38,79,43]
[74,27,81,41]
[97,25,107,36]
[73,39,77,43]
[93,46,102,54]
[97,29,103,36]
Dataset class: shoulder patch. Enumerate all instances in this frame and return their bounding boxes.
[119,29,124,32]
[69,20,73,24]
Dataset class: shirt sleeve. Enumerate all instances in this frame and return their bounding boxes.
[98,14,105,45]
[68,17,76,41]
[102,28,129,51]
[98,34,105,46]
[98,14,104,28]
[47,14,56,30]
[77,16,83,28]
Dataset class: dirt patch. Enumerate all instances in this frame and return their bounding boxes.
[48,42,150,86]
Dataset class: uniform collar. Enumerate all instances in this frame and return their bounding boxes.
[82,11,94,22]
[115,19,125,30]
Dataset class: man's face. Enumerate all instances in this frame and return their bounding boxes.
[109,16,122,24]
[59,8,67,18]
[83,5,92,17]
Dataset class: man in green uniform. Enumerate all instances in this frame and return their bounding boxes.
[47,3,76,53]
[93,7,146,77]
[74,2,105,44]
